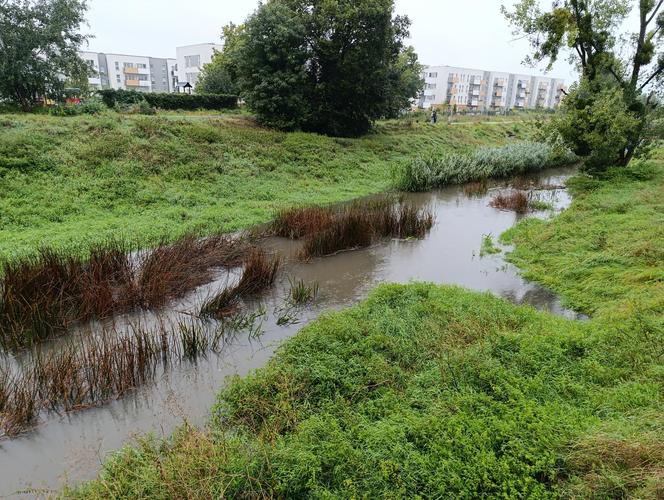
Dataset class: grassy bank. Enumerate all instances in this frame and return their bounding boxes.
[0,112,533,262]
[66,283,663,498]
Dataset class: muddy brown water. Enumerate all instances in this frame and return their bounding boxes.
[0,166,582,497]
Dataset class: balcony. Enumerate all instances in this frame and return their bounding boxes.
[124,66,139,74]
[125,79,140,87]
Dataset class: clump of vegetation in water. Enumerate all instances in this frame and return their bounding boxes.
[0,235,250,349]
[200,248,281,318]
[0,319,227,437]
[463,180,488,197]
[396,141,577,192]
[480,234,501,257]
[273,197,435,259]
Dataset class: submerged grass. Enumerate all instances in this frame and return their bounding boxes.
[0,113,533,263]
[273,197,435,259]
[0,315,260,437]
[0,234,250,348]
[200,248,281,318]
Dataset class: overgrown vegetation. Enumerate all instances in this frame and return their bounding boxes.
[272,197,435,259]
[0,235,250,348]
[98,89,238,111]
[395,140,577,191]
[0,113,531,262]
[65,147,664,500]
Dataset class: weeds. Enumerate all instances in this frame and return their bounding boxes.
[200,249,281,319]
[0,318,232,437]
[490,191,531,213]
[274,198,434,260]
[463,180,488,197]
[480,234,501,257]
[287,278,320,306]
[0,235,250,349]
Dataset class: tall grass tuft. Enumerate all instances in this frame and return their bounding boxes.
[0,235,250,349]
[298,202,435,259]
[490,191,532,214]
[0,318,229,437]
[396,141,577,192]
[200,249,281,319]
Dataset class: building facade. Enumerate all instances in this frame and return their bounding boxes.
[81,51,178,93]
[175,43,223,91]
[419,65,565,112]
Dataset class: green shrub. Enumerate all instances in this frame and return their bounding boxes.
[396,141,577,191]
[98,89,238,111]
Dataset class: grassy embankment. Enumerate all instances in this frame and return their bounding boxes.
[68,155,664,498]
[0,112,534,262]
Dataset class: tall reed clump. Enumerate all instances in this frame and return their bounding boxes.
[200,248,281,319]
[273,198,435,260]
[0,319,226,437]
[0,235,250,349]
[490,190,553,214]
[396,141,578,192]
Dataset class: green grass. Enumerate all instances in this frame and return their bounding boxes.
[64,149,664,499]
[0,112,532,262]
[502,155,664,323]
[65,283,664,499]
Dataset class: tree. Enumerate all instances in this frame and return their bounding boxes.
[0,0,91,110]
[230,0,422,136]
[503,0,664,169]
[197,23,244,95]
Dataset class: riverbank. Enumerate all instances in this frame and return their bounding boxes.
[64,156,664,498]
[0,112,535,262]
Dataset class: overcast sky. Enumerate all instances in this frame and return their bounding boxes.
[83,0,578,81]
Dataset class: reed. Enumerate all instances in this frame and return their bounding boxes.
[490,191,531,214]
[287,278,319,305]
[0,235,250,349]
[272,206,336,239]
[463,180,489,197]
[294,200,435,259]
[0,319,225,438]
[200,249,281,319]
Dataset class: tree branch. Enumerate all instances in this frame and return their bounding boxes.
[639,65,664,90]
[646,0,664,26]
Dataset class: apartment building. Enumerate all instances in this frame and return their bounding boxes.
[80,51,178,93]
[419,65,565,112]
[175,43,223,91]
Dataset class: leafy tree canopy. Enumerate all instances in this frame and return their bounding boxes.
[222,0,422,136]
[0,0,91,109]
[503,0,664,169]
[197,23,244,96]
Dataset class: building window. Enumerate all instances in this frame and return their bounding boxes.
[427,72,438,78]
[185,55,201,68]
[426,83,436,89]
[426,95,436,101]
[115,62,119,70]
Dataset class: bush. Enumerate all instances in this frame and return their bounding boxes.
[47,97,107,117]
[395,141,578,191]
[98,89,238,111]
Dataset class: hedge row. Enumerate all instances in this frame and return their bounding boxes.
[98,89,238,111]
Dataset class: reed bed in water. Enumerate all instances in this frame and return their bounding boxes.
[200,248,281,318]
[490,191,532,214]
[0,318,229,437]
[274,198,435,259]
[0,235,251,349]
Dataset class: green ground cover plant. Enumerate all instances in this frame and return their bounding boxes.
[65,149,664,499]
[0,113,531,263]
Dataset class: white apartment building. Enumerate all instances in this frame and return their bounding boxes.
[80,51,178,93]
[419,65,566,112]
[175,43,223,91]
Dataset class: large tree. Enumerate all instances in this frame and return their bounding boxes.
[503,0,664,169]
[0,0,90,110]
[228,0,422,137]
[197,23,244,96]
